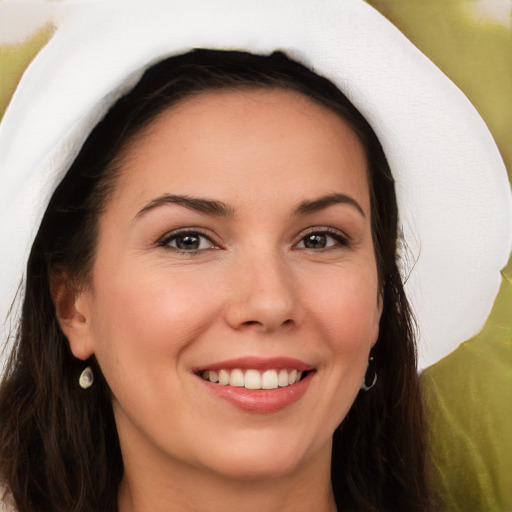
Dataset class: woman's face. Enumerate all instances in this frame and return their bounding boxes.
[68,88,381,482]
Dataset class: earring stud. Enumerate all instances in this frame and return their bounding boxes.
[78,366,94,389]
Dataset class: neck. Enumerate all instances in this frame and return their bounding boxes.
[117,442,337,512]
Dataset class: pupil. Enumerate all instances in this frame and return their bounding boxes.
[305,234,326,248]
[176,235,200,250]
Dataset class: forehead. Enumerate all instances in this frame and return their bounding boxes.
[112,87,370,210]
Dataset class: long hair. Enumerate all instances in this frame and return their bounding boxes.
[0,50,431,511]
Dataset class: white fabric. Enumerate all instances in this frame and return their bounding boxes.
[0,0,510,370]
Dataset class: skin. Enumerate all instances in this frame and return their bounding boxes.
[58,88,382,512]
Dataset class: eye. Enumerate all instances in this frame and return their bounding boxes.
[295,229,349,250]
[159,230,215,253]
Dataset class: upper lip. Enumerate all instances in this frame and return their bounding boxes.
[193,356,314,373]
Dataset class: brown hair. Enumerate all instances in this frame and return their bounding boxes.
[0,50,431,511]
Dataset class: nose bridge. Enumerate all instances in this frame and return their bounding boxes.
[225,243,301,332]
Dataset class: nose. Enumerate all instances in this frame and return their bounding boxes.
[224,250,303,333]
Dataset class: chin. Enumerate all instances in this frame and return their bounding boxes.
[195,430,330,482]
[209,453,306,482]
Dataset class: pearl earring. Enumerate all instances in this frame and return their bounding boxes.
[78,366,94,389]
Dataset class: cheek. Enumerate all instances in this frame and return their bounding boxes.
[305,262,379,409]
[87,261,222,378]
[295,264,380,433]
[309,264,380,350]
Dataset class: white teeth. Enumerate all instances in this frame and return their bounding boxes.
[278,369,289,387]
[230,369,245,387]
[261,370,278,389]
[200,368,306,390]
[244,369,261,390]
[218,369,230,386]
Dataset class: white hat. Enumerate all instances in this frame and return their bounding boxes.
[1,0,511,369]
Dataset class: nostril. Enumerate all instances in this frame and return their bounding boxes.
[241,320,261,327]
[240,318,294,330]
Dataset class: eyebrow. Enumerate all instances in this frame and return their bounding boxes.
[293,193,366,218]
[134,194,234,219]
[134,192,365,220]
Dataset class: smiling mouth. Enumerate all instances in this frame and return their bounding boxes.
[199,368,309,390]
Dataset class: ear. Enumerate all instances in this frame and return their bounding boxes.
[51,275,95,361]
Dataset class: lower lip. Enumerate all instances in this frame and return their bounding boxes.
[197,372,314,414]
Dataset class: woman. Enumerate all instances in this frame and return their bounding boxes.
[0,1,510,511]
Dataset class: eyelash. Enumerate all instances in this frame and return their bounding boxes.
[157,227,350,255]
